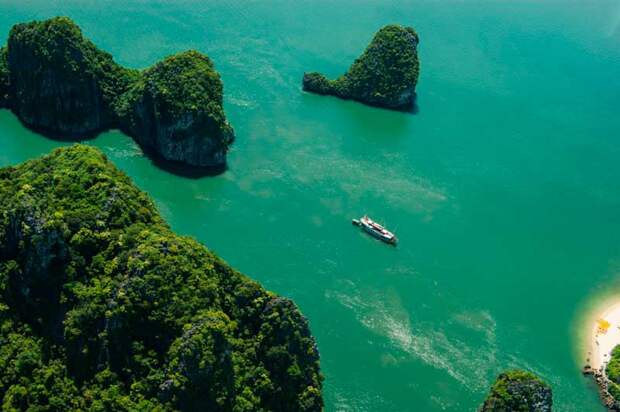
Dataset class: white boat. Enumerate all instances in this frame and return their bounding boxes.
[352,215,397,245]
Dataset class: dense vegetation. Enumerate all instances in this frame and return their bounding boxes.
[606,345,620,400]
[479,370,552,412]
[302,24,420,110]
[2,17,233,168]
[115,51,234,165]
[6,16,135,135]
[0,145,322,411]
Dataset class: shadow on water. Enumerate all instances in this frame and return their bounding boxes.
[300,89,420,115]
[357,92,419,115]
[142,145,228,179]
[298,90,418,149]
[410,94,420,115]
[12,112,227,179]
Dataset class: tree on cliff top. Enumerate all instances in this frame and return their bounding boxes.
[114,50,234,150]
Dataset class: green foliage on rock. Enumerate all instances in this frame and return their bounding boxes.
[115,51,234,166]
[2,17,233,168]
[607,345,620,383]
[606,345,620,400]
[301,73,332,96]
[118,51,227,130]
[0,145,322,411]
[303,24,420,110]
[6,16,135,135]
[479,370,553,412]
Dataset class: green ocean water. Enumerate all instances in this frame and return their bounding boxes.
[1,0,620,410]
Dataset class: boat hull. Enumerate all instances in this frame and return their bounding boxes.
[361,222,397,244]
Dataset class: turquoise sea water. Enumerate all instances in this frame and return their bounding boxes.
[1,1,620,410]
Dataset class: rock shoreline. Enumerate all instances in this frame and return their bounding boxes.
[478,370,552,412]
[582,302,620,410]
[583,365,620,410]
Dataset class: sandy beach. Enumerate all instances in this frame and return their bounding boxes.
[588,302,620,371]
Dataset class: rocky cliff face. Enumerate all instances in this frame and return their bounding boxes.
[0,47,10,108]
[0,145,322,411]
[116,51,234,168]
[303,24,420,110]
[6,17,131,137]
[1,17,234,169]
[479,370,553,412]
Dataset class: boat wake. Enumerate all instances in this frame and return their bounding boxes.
[327,283,499,392]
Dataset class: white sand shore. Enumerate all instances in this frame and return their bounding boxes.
[588,302,620,371]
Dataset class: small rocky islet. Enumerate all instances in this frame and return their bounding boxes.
[0,145,322,411]
[479,370,553,412]
[0,17,233,169]
[302,24,420,110]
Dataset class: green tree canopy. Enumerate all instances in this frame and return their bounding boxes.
[0,145,322,411]
[303,24,420,110]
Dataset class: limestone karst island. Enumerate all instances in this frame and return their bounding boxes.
[0,2,619,412]
[0,145,322,410]
[0,17,234,169]
[302,24,420,110]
